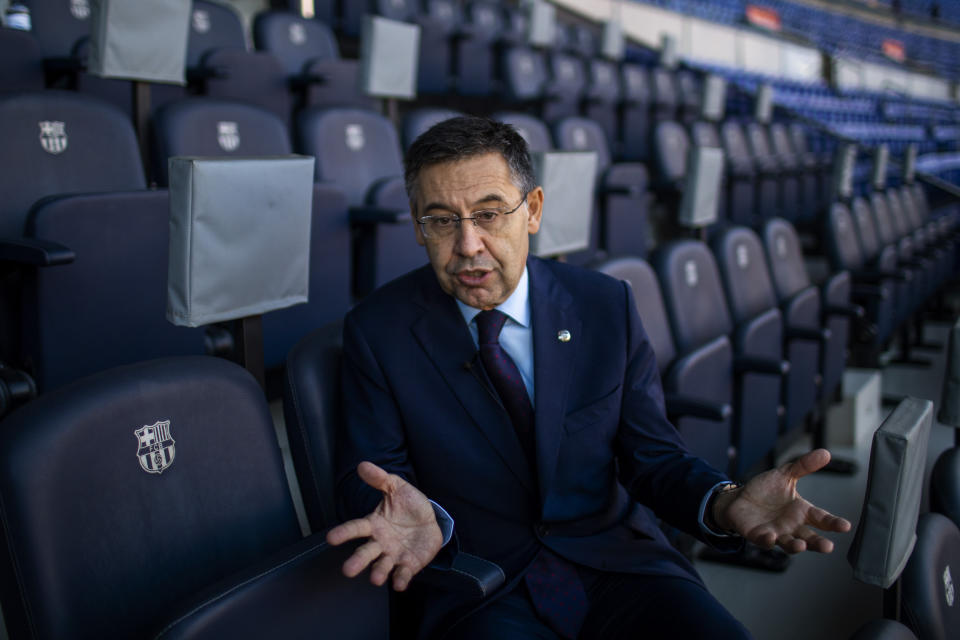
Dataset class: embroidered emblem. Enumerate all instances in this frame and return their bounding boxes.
[38,121,68,155]
[572,127,588,149]
[289,22,307,45]
[217,121,240,152]
[70,0,90,20]
[135,421,176,474]
[193,9,210,34]
[345,124,365,151]
[557,330,571,343]
[945,565,955,607]
[684,260,699,287]
[736,243,750,269]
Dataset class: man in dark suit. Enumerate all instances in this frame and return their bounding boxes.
[328,117,850,639]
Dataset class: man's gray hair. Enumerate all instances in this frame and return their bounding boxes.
[403,116,537,205]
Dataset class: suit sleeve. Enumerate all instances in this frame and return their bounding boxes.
[612,280,735,545]
[335,311,417,522]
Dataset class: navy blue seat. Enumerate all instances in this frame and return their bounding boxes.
[583,58,622,149]
[296,107,424,297]
[416,0,460,95]
[770,122,816,225]
[0,356,388,639]
[596,255,732,472]
[654,241,738,472]
[869,191,923,328]
[153,98,353,370]
[340,0,418,38]
[28,0,92,60]
[720,120,759,226]
[745,122,788,222]
[711,227,788,476]
[500,44,549,104]
[650,67,679,121]
[762,219,830,435]
[402,107,465,151]
[619,64,652,163]
[0,28,45,95]
[455,1,503,96]
[675,69,701,123]
[542,51,588,123]
[553,116,652,262]
[900,513,960,640]
[493,111,554,153]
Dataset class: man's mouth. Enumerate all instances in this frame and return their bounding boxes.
[455,269,491,286]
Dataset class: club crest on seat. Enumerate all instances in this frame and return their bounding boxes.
[38,121,68,155]
[135,421,176,474]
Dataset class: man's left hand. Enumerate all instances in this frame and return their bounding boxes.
[712,449,852,554]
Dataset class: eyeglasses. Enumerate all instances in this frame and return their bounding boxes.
[416,193,528,239]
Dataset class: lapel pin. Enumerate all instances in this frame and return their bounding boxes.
[557,330,571,343]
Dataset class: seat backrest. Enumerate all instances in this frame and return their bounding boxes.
[596,257,676,375]
[152,98,292,186]
[585,59,621,104]
[712,226,779,326]
[282,322,343,531]
[850,619,919,640]
[650,67,678,114]
[296,107,404,207]
[898,186,924,230]
[852,196,882,261]
[188,0,248,67]
[746,122,777,168]
[900,512,960,640]
[0,357,302,639]
[621,64,651,105]
[500,46,548,102]
[565,23,596,59]
[932,446,960,532]
[721,120,755,175]
[0,91,145,238]
[825,201,865,272]
[0,28,45,95]
[547,52,588,99]
[653,120,690,184]
[870,191,899,246]
[466,1,504,44]
[654,239,734,354]
[552,116,612,175]
[690,121,722,149]
[402,108,464,151]
[199,49,292,126]
[493,112,553,153]
[789,122,811,156]
[675,70,700,115]
[762,218,812,301]
[252,10,340,76]
[885,189,911,236]
[769,123,799,171]
[29,0,93,59]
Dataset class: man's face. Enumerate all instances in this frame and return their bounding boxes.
[412,152,543,310]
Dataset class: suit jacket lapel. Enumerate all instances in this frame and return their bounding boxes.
[529,258,580,503]
[410,271,536,494]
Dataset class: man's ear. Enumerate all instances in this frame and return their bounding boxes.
[526,186,544,235]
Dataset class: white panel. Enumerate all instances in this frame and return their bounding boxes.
[739,31,781,75]
[835,57,864,90]
[620,2,683,50]
[687,19,737,67]
[781,43,822,82]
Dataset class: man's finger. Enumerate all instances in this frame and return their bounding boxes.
[392,564,414,592]
[369,554,396,586]
[343,540,384,578]
[805,505,852,533]
[357,461,399,493]
[327,517,373,546]
[784,449,832,480]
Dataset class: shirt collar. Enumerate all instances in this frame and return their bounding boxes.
[456,266,530,329]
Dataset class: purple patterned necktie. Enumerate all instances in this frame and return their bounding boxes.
[475,309,588,640]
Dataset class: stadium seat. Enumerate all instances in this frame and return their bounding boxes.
[0,28,45,95]
[542,50,588,123]
[493,111,554,153]
[900,512,960,640]
[402,107,465,150]
[499,44,549,104]
[650,67,680,122]
[583,57,622,149]
[152,98,353,371]
[28,0,93,60]
[597,255,732,472]
[711,226,788,476]
[720,120,760,226]
[849,619,919,640]
[619,64,653,162]
[455,1,503,96]
[553,116,652,261]
[931,446,960,530]
[745,122,790,222]
[295,107,423,297]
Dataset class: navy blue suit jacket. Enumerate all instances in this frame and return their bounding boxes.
[337,256,732,637]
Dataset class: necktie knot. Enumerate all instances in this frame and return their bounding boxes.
[476,309,508,346]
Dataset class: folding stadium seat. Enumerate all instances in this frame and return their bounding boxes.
[28,0,92,60]
[899,513,960,639]
[762,219,832,437]
[499,40,549,104]
[0,356,388,639]
[339,0,418,38]
[931,446,960,530]
[296,107,424,298]
[650,119,693,229]
[675,69,701,123]
[541,47,588,124]
[850,620,919,640]
[415,0,461,95]
[0,28,45,94]
[252,10,375,112]
[869,191,925,329]
[493,111,554,154]
[0,91,206,392]
[583,57,622,151]
[650,67,680,122]
[402,107,465,150]
[745,121,792,222]
[720,120,760,226]
[710,227,789,476]
[768,122,814,225]
[151,98,353,372]
[553,116,652,261]
[597,255,732,473]
[823,201,896,365]
[618,64,653,162]
[455,1,504,97]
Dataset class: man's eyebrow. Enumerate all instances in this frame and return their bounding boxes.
[422,194,509,214]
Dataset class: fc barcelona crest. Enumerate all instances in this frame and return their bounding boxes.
[135,420,176,474]
[38,121,68,155]
[217,121,240,152]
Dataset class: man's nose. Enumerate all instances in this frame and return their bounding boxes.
[453,220,485,256]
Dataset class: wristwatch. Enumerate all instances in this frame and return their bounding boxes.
[706,482,742,536]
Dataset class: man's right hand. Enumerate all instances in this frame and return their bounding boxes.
[327,461,443,591]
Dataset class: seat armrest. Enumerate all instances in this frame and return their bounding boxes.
[419,551,506,599]
[664,393,732,422]
[786,325,831,343]
[852,284,888,301]
[825,302,865,319]
[349,206,412,225]
[597,183,640,197]
[734,355,790,376]
[0,238,75,266]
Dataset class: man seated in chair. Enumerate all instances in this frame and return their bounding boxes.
[328,116,851,640]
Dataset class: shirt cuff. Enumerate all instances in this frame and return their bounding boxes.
[698,481,738,539]
[430,500,455,546]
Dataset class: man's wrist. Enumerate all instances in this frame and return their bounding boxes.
[706,482,742,535]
